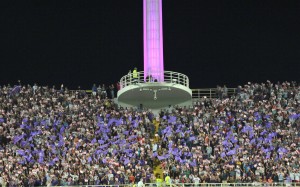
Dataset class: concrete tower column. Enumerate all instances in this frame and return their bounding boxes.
[144,0,164,82]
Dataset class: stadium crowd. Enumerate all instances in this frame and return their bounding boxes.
[0,81,299,186]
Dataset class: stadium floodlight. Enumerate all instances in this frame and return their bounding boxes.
[117,0,192,109]
[144,0,164,82]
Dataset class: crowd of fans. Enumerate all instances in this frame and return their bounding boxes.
[0,81,299,186]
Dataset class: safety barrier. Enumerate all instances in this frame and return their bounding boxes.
[119,71,190,89]
[70,88,237,100]
[38,182,300,187]
[192,88,236,99]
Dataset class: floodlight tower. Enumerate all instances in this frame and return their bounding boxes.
[143,0,164,82]
[117,0,192,109]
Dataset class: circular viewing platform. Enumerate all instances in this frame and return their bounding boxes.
[117,71,192,109]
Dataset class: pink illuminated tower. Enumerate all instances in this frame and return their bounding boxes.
[117,0,192,109]
[144,0,164,82]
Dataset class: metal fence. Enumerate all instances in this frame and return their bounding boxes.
[191,88,236,99]
[119,71,190,89]
[38,182,300,187]
[66,88,237,100]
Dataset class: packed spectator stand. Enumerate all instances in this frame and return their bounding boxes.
[0,81,299,186]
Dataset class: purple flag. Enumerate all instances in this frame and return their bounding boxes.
[108,118,115,126]
[128,153,134,158]
[60,126,65,134]
[227,149,236,156]
[20,124,26,129]
[49,160,55,166]
[250,139,256,145]
[171,150,178,156]
[115,119,122,126]
[190,160,197,167]
[257,137,263,141]
[53,157,59,162]
[249,132,254,139]
[114,135,119,139]
[221,152,226,158]
[58,139,64,147]
[30,131,40,137]
[113,149,118,154]
[278,147,288,153]
[20,140,28,147]
[260,130,267,136]
[289,114,299,120]
[133,121,139,128]
[40,120,47,125]
[119,139,126,145]
[230,137,238,144]
[266,152,271,159]
[176,129,181,133]
[91,138,97,144]
[22,118,28,123]
[168,116,176,123]
[175,156,181,162]
[262,147,270,153]
[10,85,21,96]
[124,149,132,154]
[222,140,228,146]
[13,135,24,144]
[38,156,44,163]
[269,132,277,138]
[17,150,26,156]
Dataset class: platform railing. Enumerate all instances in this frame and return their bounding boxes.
[39,182,299,187]
[192,88,236,99]
[119,71,190,89]
[67,88,237,99]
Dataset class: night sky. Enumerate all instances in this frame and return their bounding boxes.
[1,0,299,89]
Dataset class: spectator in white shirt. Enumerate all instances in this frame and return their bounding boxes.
[193,175,200,186]
[137,178,145,187]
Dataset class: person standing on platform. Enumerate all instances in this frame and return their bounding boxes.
[101,84,107,99]
[92,84,97,97]
[109,84,115,99]
[97,84,102,96]
[116,81,120,91]
[133,67,138,84]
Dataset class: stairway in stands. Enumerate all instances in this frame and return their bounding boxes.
[152,119,164,181]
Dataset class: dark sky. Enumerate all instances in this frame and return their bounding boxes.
[1,0,300,89]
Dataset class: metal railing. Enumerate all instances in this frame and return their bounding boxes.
[119,71,190,89]
[192,88,236,99]
[55,88,237,100]
[38,182,300,187]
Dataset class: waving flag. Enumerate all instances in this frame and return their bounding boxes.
[10,85,21,96]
